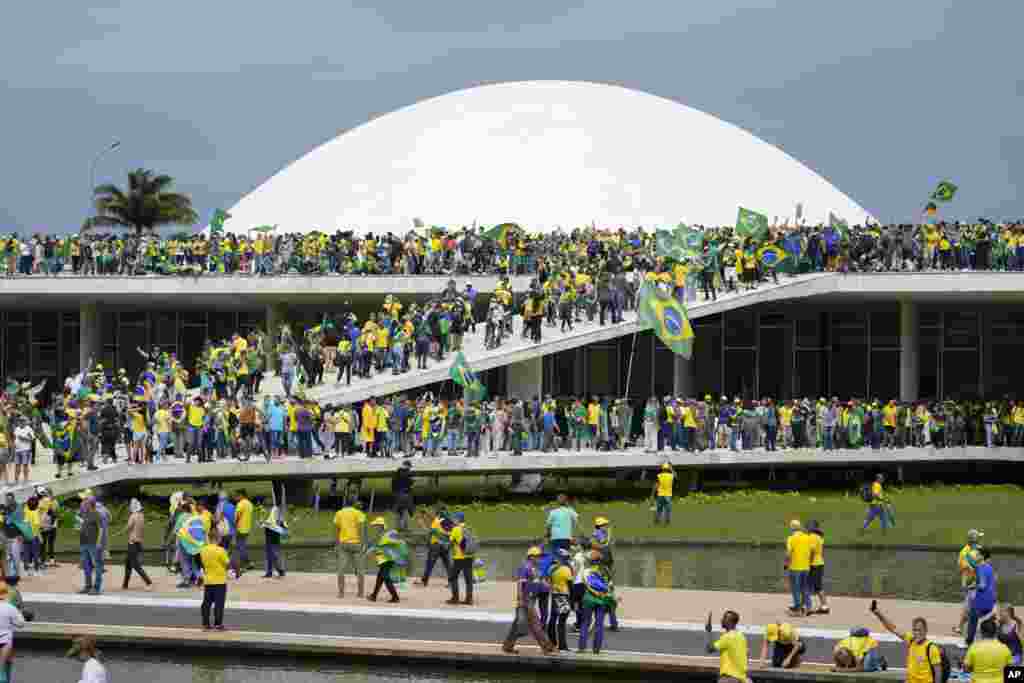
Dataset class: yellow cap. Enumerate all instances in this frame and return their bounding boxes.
[789,519,801,530]
[527,546,542,557]
[595,516,609,527]
[370,517,387,527]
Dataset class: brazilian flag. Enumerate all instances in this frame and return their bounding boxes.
[449,351,486,401]
[930,180,957,202]
[637,283,694,359]
[655,230,687,261]
[736,207,769,243]
[828,211,849,241]
[756,244,788,269]
[483,223,520,249]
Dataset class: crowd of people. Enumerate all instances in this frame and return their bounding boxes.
[5,219,1024,279]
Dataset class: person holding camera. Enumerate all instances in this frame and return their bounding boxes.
[870,600,942,683]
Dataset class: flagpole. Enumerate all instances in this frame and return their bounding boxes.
[624,329,639,402]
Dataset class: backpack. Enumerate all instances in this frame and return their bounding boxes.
[927,641,951,683]
[460,525,480,555]
[859,483,874,503]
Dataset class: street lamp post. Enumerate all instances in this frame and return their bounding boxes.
[87,140,121,226]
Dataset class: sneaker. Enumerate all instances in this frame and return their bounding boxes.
[78,587,93,594]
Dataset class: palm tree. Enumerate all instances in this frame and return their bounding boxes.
[88,168,198,234]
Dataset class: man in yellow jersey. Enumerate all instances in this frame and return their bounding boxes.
[706,610,750,683]
[785,520,813,617]
[872,601,942,683]
[200,528,230,630]
[334,499,367,598]
[447,511,474,605]
[760,622,805,668]
[806,520,829,614]
[417,505,451,587]
[832,626,884,672]
[652,463,674,525]
[964,619,1013,683]
[232,489,254,574]
[862,473,891,533]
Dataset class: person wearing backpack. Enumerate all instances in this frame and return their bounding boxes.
[447,512,475,605]
[861,474,891,533]
[871,601,945,683]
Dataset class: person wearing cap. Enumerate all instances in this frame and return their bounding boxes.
[502,546,556,654]
[785,519,812,617]
[806,520,829,614]
[416,505,451,588]
[761,622,805,668]
[861,473,892,533]
[37,487,59,567]
[67,634,108,683]
[967,548,998,646]
[547,548,574,651]
[956,529,984,636]
[591,517,619,632]
[652,462,675,525]
[365,517,400,603]
[448,511,475,605]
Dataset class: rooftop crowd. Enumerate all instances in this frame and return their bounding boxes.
[3,219,1024,278]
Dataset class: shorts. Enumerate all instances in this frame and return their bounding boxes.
[809,565,824,593]
[269,430,282,449]
[14,450,31,466]
[772,641,806,668]
[0,450,10,465]
[132,431,147,443]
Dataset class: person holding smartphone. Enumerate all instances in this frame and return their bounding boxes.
[871,600,943,683]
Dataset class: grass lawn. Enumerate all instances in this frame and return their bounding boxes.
[53,483,1024,553]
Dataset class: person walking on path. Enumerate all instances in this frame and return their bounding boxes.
[78,496,103,595]
[333,499,366,598]
[652,462,674,525]
[806,520,829,614]
[261,501,287,579]
[447,511,475,605]
[67,635,108,683]
[967,548,998,646]
[705,610,749,683]
[365,518,400,603]
[578,550,616,655]
[964,619,1013,683]
[871,601,943,683]
[502,547,555,655]
[416,506,451,587]
[785,519,812,617]
[547,548,574,652]
[861,473,893,533]
[122,498,152,590]
[545,494,577,553]
[200,528,230,630]
[955,529,984,636]
[232,490,254,575]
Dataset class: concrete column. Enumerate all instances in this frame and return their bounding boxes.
[899,300,919,402]
[266,303,288,373]
[79,302,102,371]
[673,355,695,397]
[507,356,542,401]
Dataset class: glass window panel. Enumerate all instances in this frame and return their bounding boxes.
[796,318,824,348]
[869,350,900,402]
[758,327,787,400]
[182,312,208,326]
[210,313,236,343]
[759,311,786,327]
[61,312,80,325]
[102,313,117,345]
[151,312,178,346]
[794,350,826,399]
[830,342,867,399]
[118,325,147,380]
[548,348,575,398]
[586,346,617,398]
[871,311,900,348]
[5,312,28,324]
[919,311,941,327]
[62,324,80,376]
[5,326,29,378]
[238,311,265,332]
[119,311,147,325]
[944,312,979,349]
[724,349,755,401]
[32,344,58,376]
[653,348,674,399]
[724,310,755,347]
[990,342,1024,399]
[919,341,939,400]
[621,332,652,400]
[179,326,208,380]
[32,312,58,344]
[830,311,864,326]
[694,324,722,397]
[943,350,979,399]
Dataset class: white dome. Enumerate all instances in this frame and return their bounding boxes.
[225,81,872,234]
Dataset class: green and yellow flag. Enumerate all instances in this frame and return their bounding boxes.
[637,283,694,359]
[655,230,687,261]
[756,244,788,269]
[450,351,487,401]
[930,181,957,202]
[736,207,769,243]
[483,223,520,249]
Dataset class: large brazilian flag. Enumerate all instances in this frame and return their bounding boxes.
[637,282,694,359]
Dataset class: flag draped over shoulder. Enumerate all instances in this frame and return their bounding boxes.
[637,282,694,359]
[930,180,957,202]
[736,207,769,243]
[450,351,487,401]
[177,514,206,556]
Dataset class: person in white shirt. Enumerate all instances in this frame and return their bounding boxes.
[12,421,35,484]
[0,584,26,679]
[67,635,108,683]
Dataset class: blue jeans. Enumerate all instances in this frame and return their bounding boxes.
[297,431,313,458]
[579,604,606,651]
[81,543,103,592]
[862,648,884,672]
[823,427,834,450]
[863,505,891,530]
[265,543,286,577]
[180,544,199,583]
[655,496,672,524]
[789,570,810,611]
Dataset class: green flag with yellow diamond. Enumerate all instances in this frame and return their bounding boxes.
[930,181,957,202]
[736,207,769,243]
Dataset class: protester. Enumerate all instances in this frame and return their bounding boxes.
[578,550,616,655]
[832,627,885,672]
[964,619,1014,683]
[200,528,230,630]
[967,548,998,646]
[447,511,475,605]
[416,505,452,587]
[806,520,829,615]
[232,490,254,574]
[998,606,1023,665]
[785,519,812,617]
[652,462,674,525]
[365,518,400,603]
[956,529,984,636]
[545,494,577,553]
[77,496,103,595]
[871,601,941,682]
[705,610,749,683]
[0,583,24,683]
[502,546,555,655]
[261,499,288,579]
[334,498,367,598]
[122,498,152,590]
[862,473,892,533]
[547,548,574,652]
[760,622,805,668]
[66,635,108,683]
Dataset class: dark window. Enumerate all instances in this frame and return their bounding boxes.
[5,312,28,324]
[870,311,900,348]
[759,327,789,400]
[920,310,941,327]
[5,326,29,378]
[119,311,147,326]
[724,349,756,400]
[151,312,178,347]
[869,350,900,401]
[694,324,722,397]
[182,312,208,326]
[32,313,58,344]
[32,344,58,376]
[210,313,236,343]
[796,317,825,348]
[653,348,675,399]
[102,313,117,346]
[587,345,617,397]
[62,324,80,377]
[724,310,755,347]
[944,312,979,349]
[794,350,826,399]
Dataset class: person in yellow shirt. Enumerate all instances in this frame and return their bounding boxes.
[833,628,883,672]
[416,506,452,587]
[706,610,748,682]
[448,511,474,605]
[806,520,829,615]
[334,500,367,598]
[187,398,205,464]
[883,400,898,449]
[862,473,891,532]
[200,529,231,630]
[873,603,942,683]
[586,398,600,447]
[761,622,805,668]
[361,398,378,457]
[232,490,254,574]
[652,462,674,525]
[785,520,813,616]
[154,403,172,463]
[547,548,575,652]
[964,619,1014,683]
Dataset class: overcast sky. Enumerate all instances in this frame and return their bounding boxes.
[2,1,1021,233]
